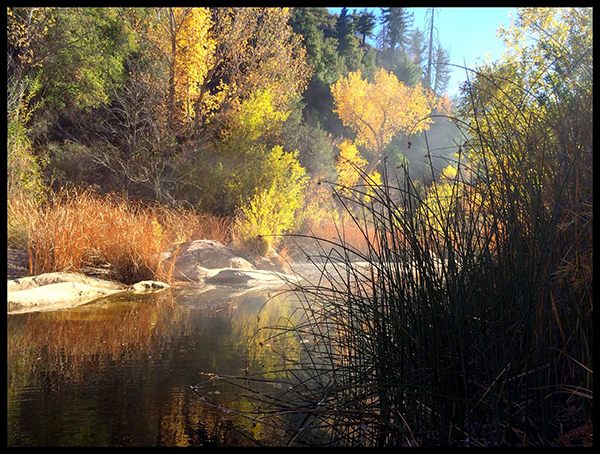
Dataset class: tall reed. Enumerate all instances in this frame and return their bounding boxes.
[219,52,592,446]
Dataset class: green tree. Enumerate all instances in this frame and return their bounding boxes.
[335,7,362,72]
[378,48,422,86]
[7,66,46,199]
[289,7,343,86]
[7,7,133,197]
[7,8,51,198]
[71,51,176,201]
[38,8,131,111]
[281,99,337,180]
[431,44,452,94]
[379,7,413,51]
[335,7,354,54]
[355,9,377,47]
[407,27,427,67]
[289,7,349,136]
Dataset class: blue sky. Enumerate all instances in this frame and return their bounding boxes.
[327,7,516,97]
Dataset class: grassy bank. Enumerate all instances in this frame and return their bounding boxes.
[218,55,592,446]
[7,188,231,284]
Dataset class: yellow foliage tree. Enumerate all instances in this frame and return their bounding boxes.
[193,7,311,139]
[231,88,291,143]
[331,68,435,175]
[335,140,381,199]
[144,7,215,129]
[133,7,310,141]
[233,146,308,255]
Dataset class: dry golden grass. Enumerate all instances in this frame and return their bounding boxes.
[7,188,233,284]
[295,213,379,259]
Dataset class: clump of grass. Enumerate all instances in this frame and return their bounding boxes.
[217,47,592,446]
[154,204,232,247]
[7,191,39,251]
[21,188,170,284]
[7,188,233,284]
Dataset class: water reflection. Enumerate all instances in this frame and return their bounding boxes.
[7,285,301,447]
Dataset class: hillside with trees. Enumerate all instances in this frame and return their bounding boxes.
[8,7,455,207]
[7,8,592,446]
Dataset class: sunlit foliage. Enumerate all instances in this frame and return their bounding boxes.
[335,139,381,199]
[233,146,308,255]
[331,68,435,168]
[144,8,215,127]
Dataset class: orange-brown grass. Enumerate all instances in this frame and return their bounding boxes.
[155,205,232,247]
[8,188,233,284]
[298,215,381,258]
[27,189,170,283]
[7,191,38,252]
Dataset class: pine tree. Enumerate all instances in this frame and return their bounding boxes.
[335,7,355,55]
[408,27,427,67]
[433,44,451,94]
[380,7,413,51]
[355,9,377,47]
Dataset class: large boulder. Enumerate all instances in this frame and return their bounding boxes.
[163,240,255,283]
[7,272,170,314]
[160,239,298,288]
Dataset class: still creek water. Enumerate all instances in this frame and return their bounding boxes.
[7,281,308,447]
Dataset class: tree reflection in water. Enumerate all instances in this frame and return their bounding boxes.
[7,287,302,446]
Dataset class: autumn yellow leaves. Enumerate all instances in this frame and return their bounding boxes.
[331,68,436,198]
[136,7,310,138]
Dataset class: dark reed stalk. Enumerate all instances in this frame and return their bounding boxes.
[196,41,592,447]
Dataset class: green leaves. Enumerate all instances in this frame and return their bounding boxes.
[234,146,308,254]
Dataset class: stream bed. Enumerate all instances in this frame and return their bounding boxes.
[7,282,307,447]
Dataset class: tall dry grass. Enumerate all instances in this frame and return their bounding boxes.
[7,188,232,284]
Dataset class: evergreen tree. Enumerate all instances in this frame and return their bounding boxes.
[408,27,427,67]
[432,44,452,94]
[379,49,422,86]
[380,7,413,51]
[354,9,377,47]
[289,7,347,135]
[335,7,355,55]
[289,7,344,85]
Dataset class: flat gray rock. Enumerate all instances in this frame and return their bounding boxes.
[7,281,122,313]
[7,272,171,314]
[7,272,126,293]
[164,240,255,283]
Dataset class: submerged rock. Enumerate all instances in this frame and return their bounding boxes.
[128,280,170,292]
[205,268,297,286]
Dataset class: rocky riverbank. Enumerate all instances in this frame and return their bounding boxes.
[7,240,299,314]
